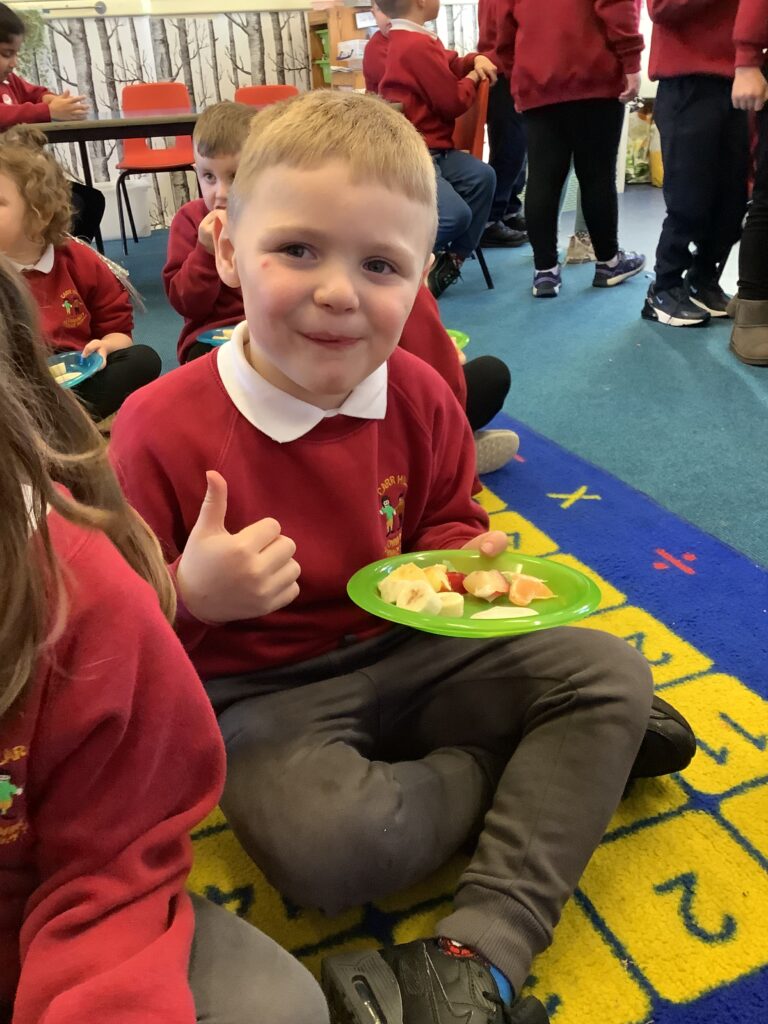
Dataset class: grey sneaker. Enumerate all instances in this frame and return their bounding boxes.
[532,266,561,297]
[475,429,520,474]
[593,249,645,287]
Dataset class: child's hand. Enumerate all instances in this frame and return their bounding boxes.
[462,530,508,557]
[82,333,132,366]
[473,55,498,86]
[619,72,641,104]
[198,210,220,254]
[49,91,88,121]
[732,66,768,111]
[466,69,481,85]
[81,339,109,367]
[177,471,301,623]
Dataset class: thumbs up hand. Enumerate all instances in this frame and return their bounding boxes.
[177,471,301,623]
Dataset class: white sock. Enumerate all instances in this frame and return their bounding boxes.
[603,253,620,268]
[536,264,559,275]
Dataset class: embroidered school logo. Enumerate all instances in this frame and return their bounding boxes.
[2,95,12,105]
[377,474,407,557]
[60,289,86,329]
[0,774,23,818]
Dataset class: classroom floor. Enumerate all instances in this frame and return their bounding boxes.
[113,184,768,568]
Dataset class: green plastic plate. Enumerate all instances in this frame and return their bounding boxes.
[347,549,601,638]
[446,329,469,351]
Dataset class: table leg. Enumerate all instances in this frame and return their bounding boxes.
[78,139,104,255]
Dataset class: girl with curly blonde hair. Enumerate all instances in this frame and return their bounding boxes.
[0,126,160,420]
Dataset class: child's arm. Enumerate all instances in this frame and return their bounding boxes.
[404,39,480,119]
[13,523,223,1024]
[80,247,135,356]
[163,205,232,320]
[593,0,644,72]
[734,0,768,91]
[647,0,720,24]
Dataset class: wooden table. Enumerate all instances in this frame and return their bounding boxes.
[41,112,198,253]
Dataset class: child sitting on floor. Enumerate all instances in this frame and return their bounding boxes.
[0,258,327,1024]
[376,0,498,297]
[110,91,694,1024]
[163,100,256,364]
[0,127,160,420]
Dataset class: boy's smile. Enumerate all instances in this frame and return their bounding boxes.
[216,159,434,410]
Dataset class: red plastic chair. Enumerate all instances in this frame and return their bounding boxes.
[115,82,196,255]
[451,79,494,290]
[234,84,299,107]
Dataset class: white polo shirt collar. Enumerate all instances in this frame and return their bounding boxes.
[388,19,437,38]
[9,244,55,274]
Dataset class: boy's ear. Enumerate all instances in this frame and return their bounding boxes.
[213,211,240,289]
[421,251,435,288]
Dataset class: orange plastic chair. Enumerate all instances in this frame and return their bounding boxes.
[234,84,299,107]
[115,82,196,255]
[451,78,494,290]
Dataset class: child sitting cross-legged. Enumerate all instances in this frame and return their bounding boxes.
[163,100,256,364]
[376,0,498,297]
[0,127,160,421]
[110,92,695,1024]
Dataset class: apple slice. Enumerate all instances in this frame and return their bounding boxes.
[463,569,509,602]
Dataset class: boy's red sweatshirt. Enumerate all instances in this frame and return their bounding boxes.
[163,198,244,363]
[495,0,643,112]
[364,29,389,93]
[0,73,50,129]
[0,511,224,1022]
[734,0,768,65]
[379,27,478,148]
[648,0,740,79]
[21,240,133,352]
[110,345,488,681]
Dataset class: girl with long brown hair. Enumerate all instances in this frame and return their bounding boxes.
[0,259,327,1024]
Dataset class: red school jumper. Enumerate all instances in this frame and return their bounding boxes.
[109,345,488,681]
[0,73,50,129]
[0,512,224,1023]
[22,240,133,352]
[494,0,643,112]
[363,29,389,93]
[378,27,478,148]
[163,198,245,363]
[648,0,740,79]
[733,0,768,66]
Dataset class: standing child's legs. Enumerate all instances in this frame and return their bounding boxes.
[189,894,329,1024]
[522,104,572,271]
[70,344,162,420]
[482,75,528,247]
[570,99,624,262]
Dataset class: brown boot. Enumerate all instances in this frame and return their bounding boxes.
[726,294,739,318]
[730,298,768,366]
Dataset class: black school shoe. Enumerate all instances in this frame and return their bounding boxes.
[322,940,550,1024]
[630,694,696,779]
[481,221,528,247]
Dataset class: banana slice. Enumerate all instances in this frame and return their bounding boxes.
[388,563,430,585]
[437,591,464,617]
[378,576,411,605]
[395,580,442,615]
[470,606,537,620]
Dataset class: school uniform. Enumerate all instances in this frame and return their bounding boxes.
[378,21,496,257]
[110,325,652,992]
[163,198,245,363]
[0,73,50,129]
[649,0,750,291]
[15,240,160,419]
[496,0,643,267]
[363,28,389,93]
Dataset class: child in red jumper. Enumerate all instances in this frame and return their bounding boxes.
[0,260,327,1024]
[0,128,160,420]
[363,1,391,93]
[376,0,498,297]
[110,92,694,1024]
[495,0,646,298]
[163,101,255,364]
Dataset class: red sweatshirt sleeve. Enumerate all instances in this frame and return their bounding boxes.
[648,0,720,24]
[404,37,478,120]
[447,50,479,77]
[0,75,51,127]
[734,0,768,65]
[593,0,644,73]
[399,285,467,409]
[13,521,224,1024]
[163,204,229,320]
[76,244,134,338]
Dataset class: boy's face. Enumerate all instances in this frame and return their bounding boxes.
[0,35,21,79]
[216,159,434,411]
[194,147,241,212]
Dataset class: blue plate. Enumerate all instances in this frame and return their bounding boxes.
[196,326,235,347]
[47,350,105,389]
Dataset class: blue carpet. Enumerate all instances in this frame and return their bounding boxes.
[190,414,768,1024]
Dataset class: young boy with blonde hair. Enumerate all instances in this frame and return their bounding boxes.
[163,100,255,363]
[111,91,694,1024]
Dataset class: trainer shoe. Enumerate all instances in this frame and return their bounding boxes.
[565,230,596,264]
[475,429,520,474]
[592,249,645,287]
[481,221,528,248]
[630,694,697,779]
[321,939,550,1024]
[686,277,732,317]
[532,265,561,298]
[428,251,463,299]
[641,284,711,327]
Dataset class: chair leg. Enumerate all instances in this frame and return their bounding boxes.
[476,247,494,290]
[122,176,139,245]
[116,172,129,256]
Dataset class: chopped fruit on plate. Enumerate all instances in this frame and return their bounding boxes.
[437,591,464,616]
[463,569,509,601]
[423,564,451,592]
[471,606,537,620]
[501,566,555,606]
[394,580,442,615]
[446,571,467,593]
